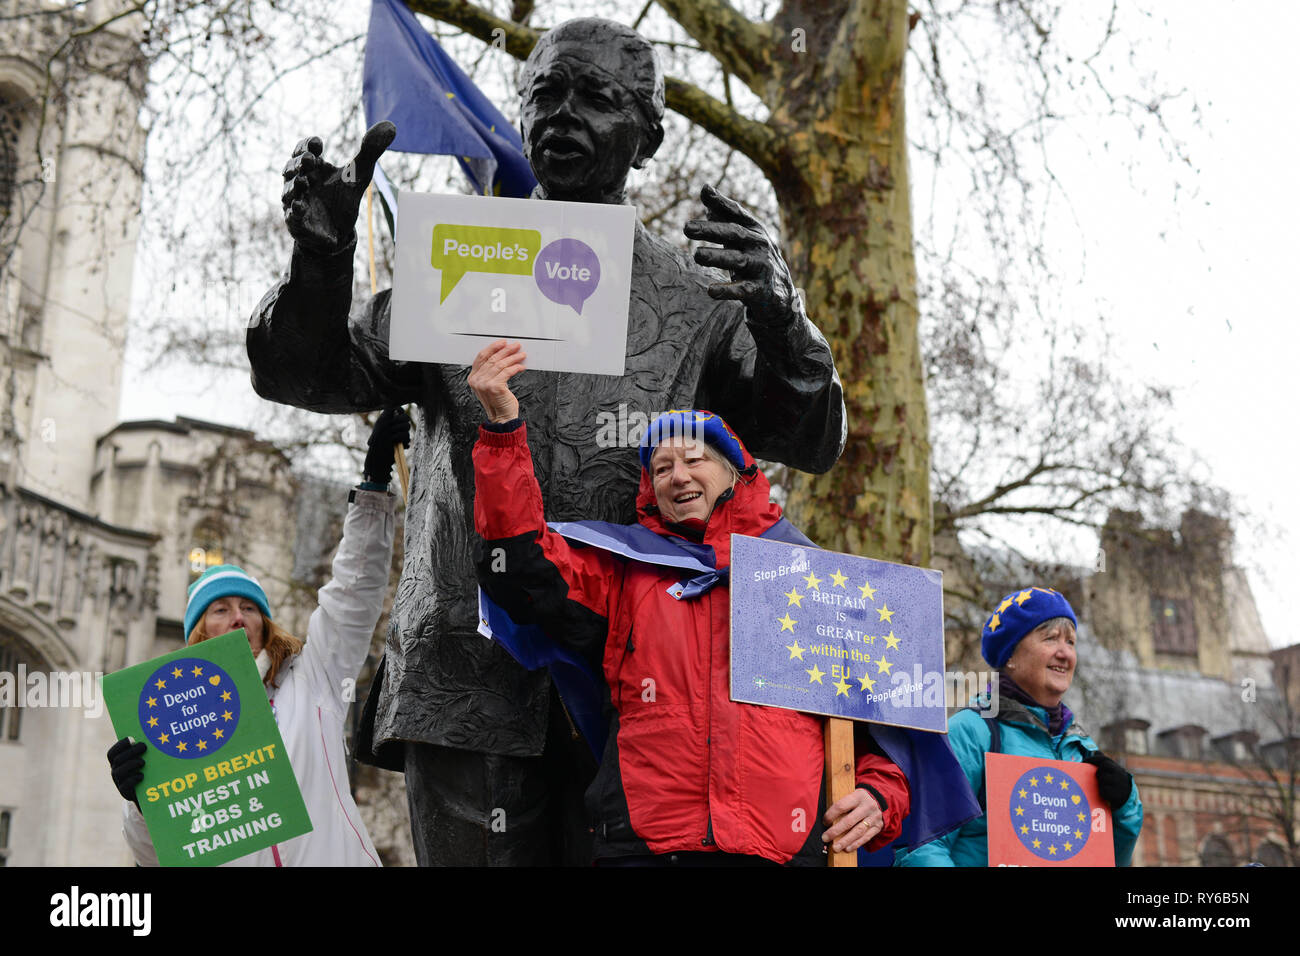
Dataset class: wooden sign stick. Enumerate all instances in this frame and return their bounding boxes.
[366,182,411,505]
[824,716,857,867]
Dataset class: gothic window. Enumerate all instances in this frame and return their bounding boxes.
[1255,842,1288,868]
[188,519,226,584]
[0,643,23,741]
[1200,835,1235,868]
[1151,596,1197,656]
[0,95,19,228]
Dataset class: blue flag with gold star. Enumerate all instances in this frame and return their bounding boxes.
[730,535,947,732]
[363,0,537,198]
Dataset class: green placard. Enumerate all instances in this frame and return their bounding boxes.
[102,630,312,866]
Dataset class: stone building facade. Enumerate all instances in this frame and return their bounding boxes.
[0,1,413,866]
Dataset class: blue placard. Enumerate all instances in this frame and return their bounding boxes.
[729,534,947,732]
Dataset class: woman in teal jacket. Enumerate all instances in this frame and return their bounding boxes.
[896,587,1143,867]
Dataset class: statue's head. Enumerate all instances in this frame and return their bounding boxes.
[518,18,665,203]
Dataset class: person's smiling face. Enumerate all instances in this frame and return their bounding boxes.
[650,438,733,525]
[1005,620,1077,707]
[519,43,653,203]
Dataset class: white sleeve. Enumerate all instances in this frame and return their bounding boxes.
[121,800,161,867]
[299,488,398,713]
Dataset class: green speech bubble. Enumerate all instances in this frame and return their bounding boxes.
[431,223,542,303]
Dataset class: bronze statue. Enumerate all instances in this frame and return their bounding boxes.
[249,17,845,865]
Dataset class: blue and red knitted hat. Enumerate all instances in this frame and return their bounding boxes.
[638,409,750,474]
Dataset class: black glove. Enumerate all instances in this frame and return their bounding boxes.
[1083,751,1133,810]
[108,737,146,806]
[363,407,411,485]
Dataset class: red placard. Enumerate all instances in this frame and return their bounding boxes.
[985,752,1115,867]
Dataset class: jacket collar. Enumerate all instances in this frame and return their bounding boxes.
[985,694,1089,740]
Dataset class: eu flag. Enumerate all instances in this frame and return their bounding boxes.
[363,0,538,198]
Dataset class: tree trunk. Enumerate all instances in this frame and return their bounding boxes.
[773,0,931,566]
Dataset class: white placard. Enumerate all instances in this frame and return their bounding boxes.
[390,192,635,375]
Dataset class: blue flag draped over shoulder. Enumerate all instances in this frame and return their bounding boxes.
[363,0,537,198]
[478,517,980,857]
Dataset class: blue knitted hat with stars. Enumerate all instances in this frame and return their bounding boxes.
[981,587,1077,668]
[638,409,750,474]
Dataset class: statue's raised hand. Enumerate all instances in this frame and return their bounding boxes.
[684,183,798,325]
[281,122,396,256]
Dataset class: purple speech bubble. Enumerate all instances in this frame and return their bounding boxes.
[533,238,600,315]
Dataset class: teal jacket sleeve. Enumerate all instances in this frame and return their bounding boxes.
[896,711,990,867]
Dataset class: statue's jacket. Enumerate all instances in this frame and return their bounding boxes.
[248,218,846,760]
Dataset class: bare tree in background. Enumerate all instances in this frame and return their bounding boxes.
[3,1,1237,588]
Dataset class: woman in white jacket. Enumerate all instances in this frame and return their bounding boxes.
[107,409,408,866]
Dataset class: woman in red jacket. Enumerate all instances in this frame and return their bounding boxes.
[469,341,908,866]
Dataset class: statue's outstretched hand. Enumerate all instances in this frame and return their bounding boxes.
[281,121,396,256]
[685,183,798,324]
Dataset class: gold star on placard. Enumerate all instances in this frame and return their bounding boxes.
[1077,812,1086,822]
[1048,845,1057,856]
[172,667,183,678]
[176,741,187,753]
[806,664,826,684]
[159,733,169,744]
[883,632,901,650]
[786,640,806,661]
[213,729,224,740]
[1020,825,1029,835]
[147,717,158,728]
[829,569,848,589]
[191,665,203,677]
[197,739,207,751]
[221,690,232,702]
[1044,773,1054,784]
[1030,777,1038,787]
[858,674,876,692]
[875,656,893,676]
[1064,841,1073,852]
[155,679,166,690]
[785,587,804,608]
[1018,788,1028,799]
[146,696,157,708]
[803,571,822,591]
[834,677,852,697]
[1014,806,1024,817]
[859,580,877,601]
[877,605,894,623]
[222,710,233,721]
[1074,829,1083,840]
[778,612,798,633]
[1032,839,1041,849]
[1060,779,1070,790]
